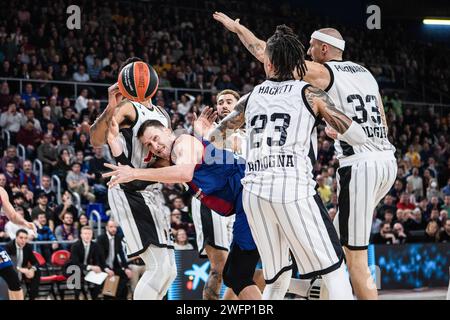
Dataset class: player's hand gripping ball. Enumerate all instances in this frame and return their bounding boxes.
[118,61,159,102]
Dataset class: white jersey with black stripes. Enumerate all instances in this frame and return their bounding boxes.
[323,60,395,163]
[241,79,318,203]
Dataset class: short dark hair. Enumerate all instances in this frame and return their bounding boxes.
[137,119,165,138]
[217,89,240,101]
[119,57,143,72]
[266,25,307,81]
[16,229,28,237]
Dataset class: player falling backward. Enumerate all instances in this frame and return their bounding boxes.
[0,187,36,300]
[90,57,177,300]
[215,12,397,300]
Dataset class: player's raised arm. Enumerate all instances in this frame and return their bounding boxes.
[90,83,134,147]
[304,86,367,146]
[206,94,248,149]
[213,12,330,90]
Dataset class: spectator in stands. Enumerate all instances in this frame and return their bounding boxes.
[16,120,41,158]
[0,81,12,110]
[54,149,72,181]
[48,96,63,121]
[389,179,405,201]
[426,180,441,200]
[396,193,415,210]
[174,228,194,250]
[383,209,395,226]
[406,167,423,199]
[1,145,22,172]
[442,195,450,215]
[316,174,332,205]
[0,102,23,143]
[5,229,40,300]
[0,210,8,242]
[428,208,442,227]
[33,212,59,261]
[372,222,398,245]
[59,108,77,133]
[34,175,57,208]
[406,208,427,231]
[97,220,132,300]
[77,213,89,234]
[442,179,450,197]
[55,212,79,249]
[66,162,95,203]
[54,190,78,227]
[177,93,195,115]
[21,109,41,132]
[73,65,90,82]
[392,222,408,244]
[31,189,54,224]
[18,160,38,193]
[424,221,439,243]
[439,220,450,243]
[37,135,58,175]
[74,89,88,114]
[4,161,19,190]
[20,83,39,107]
[11,193,30,220]
[68,226,104,300]
[170,209,194,235]
[404,145,421,168]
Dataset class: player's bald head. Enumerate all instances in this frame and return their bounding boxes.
[307,27,344,63]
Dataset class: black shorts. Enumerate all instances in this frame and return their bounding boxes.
[223,243,260,295]
[0,266,22,291]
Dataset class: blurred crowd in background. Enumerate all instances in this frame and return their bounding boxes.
[0,0,449,299]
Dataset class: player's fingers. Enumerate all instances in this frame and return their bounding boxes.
[104,163,119,170]
[102,170,118,178]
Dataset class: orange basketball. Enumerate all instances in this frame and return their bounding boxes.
[117,61,159,102]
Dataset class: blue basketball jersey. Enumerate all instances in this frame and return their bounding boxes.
[187,138,256,250]
[0,245,13,269]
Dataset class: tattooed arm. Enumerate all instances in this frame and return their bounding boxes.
[206,94,248,149]
[213,12,331,90]
[304,86,367,145]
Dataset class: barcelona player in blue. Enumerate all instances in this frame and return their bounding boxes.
[104,118,262,299]
[0,187,36,300]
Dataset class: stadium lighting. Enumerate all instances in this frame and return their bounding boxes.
[423,18,450,26]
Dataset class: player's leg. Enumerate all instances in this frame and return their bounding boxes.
[243,189,292,300]
[156,247,177,300]
[203,244,228,300]
[134,245,175,300]
[223,243,261,300]
[271,195,352,299]
[0,266,24,300]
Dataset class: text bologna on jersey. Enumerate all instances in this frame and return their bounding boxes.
[247,154,295,172]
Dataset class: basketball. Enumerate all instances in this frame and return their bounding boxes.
[117,61,159,102]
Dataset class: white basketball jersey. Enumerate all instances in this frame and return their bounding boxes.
[118,101,169,169]
[324,60,395,159]
[241,79,318,203]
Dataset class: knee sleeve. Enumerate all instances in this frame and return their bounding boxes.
[0,266,22,292]
[134,246,176,300]
[223,245,259,296]
[262,268,292,300]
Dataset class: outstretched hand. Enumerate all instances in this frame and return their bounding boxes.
[213,12,241,33]
[193,106,217,137]
[103,163,135,188]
